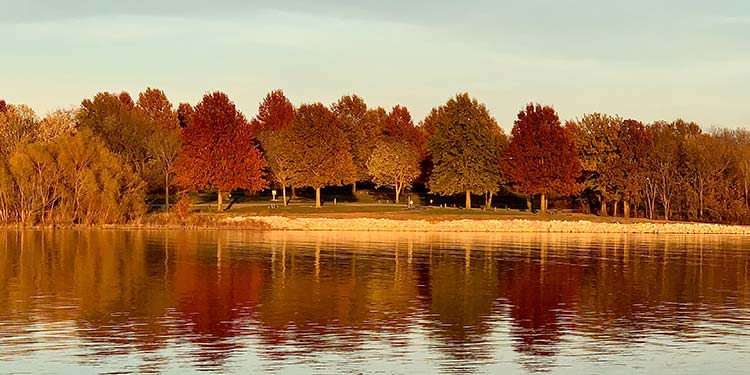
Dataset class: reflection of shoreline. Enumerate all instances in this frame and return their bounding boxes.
[224,216,750,234]
[1,230,749,373]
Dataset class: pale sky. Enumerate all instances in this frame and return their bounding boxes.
[2,0,749,130]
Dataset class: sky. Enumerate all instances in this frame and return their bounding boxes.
[1,0,749,130]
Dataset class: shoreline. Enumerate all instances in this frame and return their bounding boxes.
[4,215,750,234]
[222,216,750,234]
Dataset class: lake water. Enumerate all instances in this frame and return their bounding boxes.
[0,230,749,374]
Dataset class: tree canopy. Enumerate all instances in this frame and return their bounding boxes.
[173,91,266,211]
[427,93,506,208]
[288,102,356,207]
[502,103,581,213]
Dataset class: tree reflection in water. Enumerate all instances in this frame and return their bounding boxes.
[0,231,749,374]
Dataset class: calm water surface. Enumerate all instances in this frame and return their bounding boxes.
[0,230,749,374]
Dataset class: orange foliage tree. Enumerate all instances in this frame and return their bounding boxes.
[136,88,181,210]
[383,105,426,153]
[173,92,266,211]
[253,90,297,206]
[331,94,374,193]
[502,103,581,213]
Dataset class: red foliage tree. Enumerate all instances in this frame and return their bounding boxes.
[118,91,135,109]
[173,92,266,211]
[253,89,295,134]
[502,103,581,213]
[0,100,6,113]
[253,90,296,205]
[177,103,194,128]
[383,105,426,154]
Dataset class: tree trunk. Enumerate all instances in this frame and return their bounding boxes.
[623,201,630,219]
[282,185,287,207]
[600,199,608,217]
[217,191,223,212]
[395,182,401,204]
[315,187,321,208]
[165,172,170,211]
[291,185,297,199]
[540,194,547,214]
[352,181,357,195]
[485,191,493,210]
[698,178,704,220]
[613,201,618,217]
[465,190,471,209]
[527,197,532,212]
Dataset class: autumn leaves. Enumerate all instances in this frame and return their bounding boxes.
[11,86,732,225]
[0,88,585,224]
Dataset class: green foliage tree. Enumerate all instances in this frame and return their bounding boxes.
[427,93,506,209]
[288,103,356,207]
[367,140,421,204]
[77,92,152,179]
[502,103,581,213]
[566,113,621,216]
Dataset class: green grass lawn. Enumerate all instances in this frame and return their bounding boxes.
[152,188,656,224]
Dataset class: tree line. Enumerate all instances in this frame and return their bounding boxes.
[1,89,750,225]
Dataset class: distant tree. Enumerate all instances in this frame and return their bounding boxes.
[427,93,506,209]
[253,90,296,206]
[566,113,621,216]
[77,92,152,178]
[367,140,421,204]
[731,130,750,209]
[137,88,181,210]
[0,103,39,156]
[383,105,426,153]
[259,129,298,206]
[37,109,77,142]
[177,103,194,128]
[502,103,581,213]
[648,120,700,221]
[118,91,135,109]
[0,157,17,222]
[288,103,356,208]
[613,120,652,218]
[683,131,732,221]
[254,89,295,133]
[332,94,373,193]
[173,92,266,211]
[52,130,146,224]
[8,142,60,223]
[3,130,146,225]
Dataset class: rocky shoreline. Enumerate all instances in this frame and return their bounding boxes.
[223,216,750,234]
